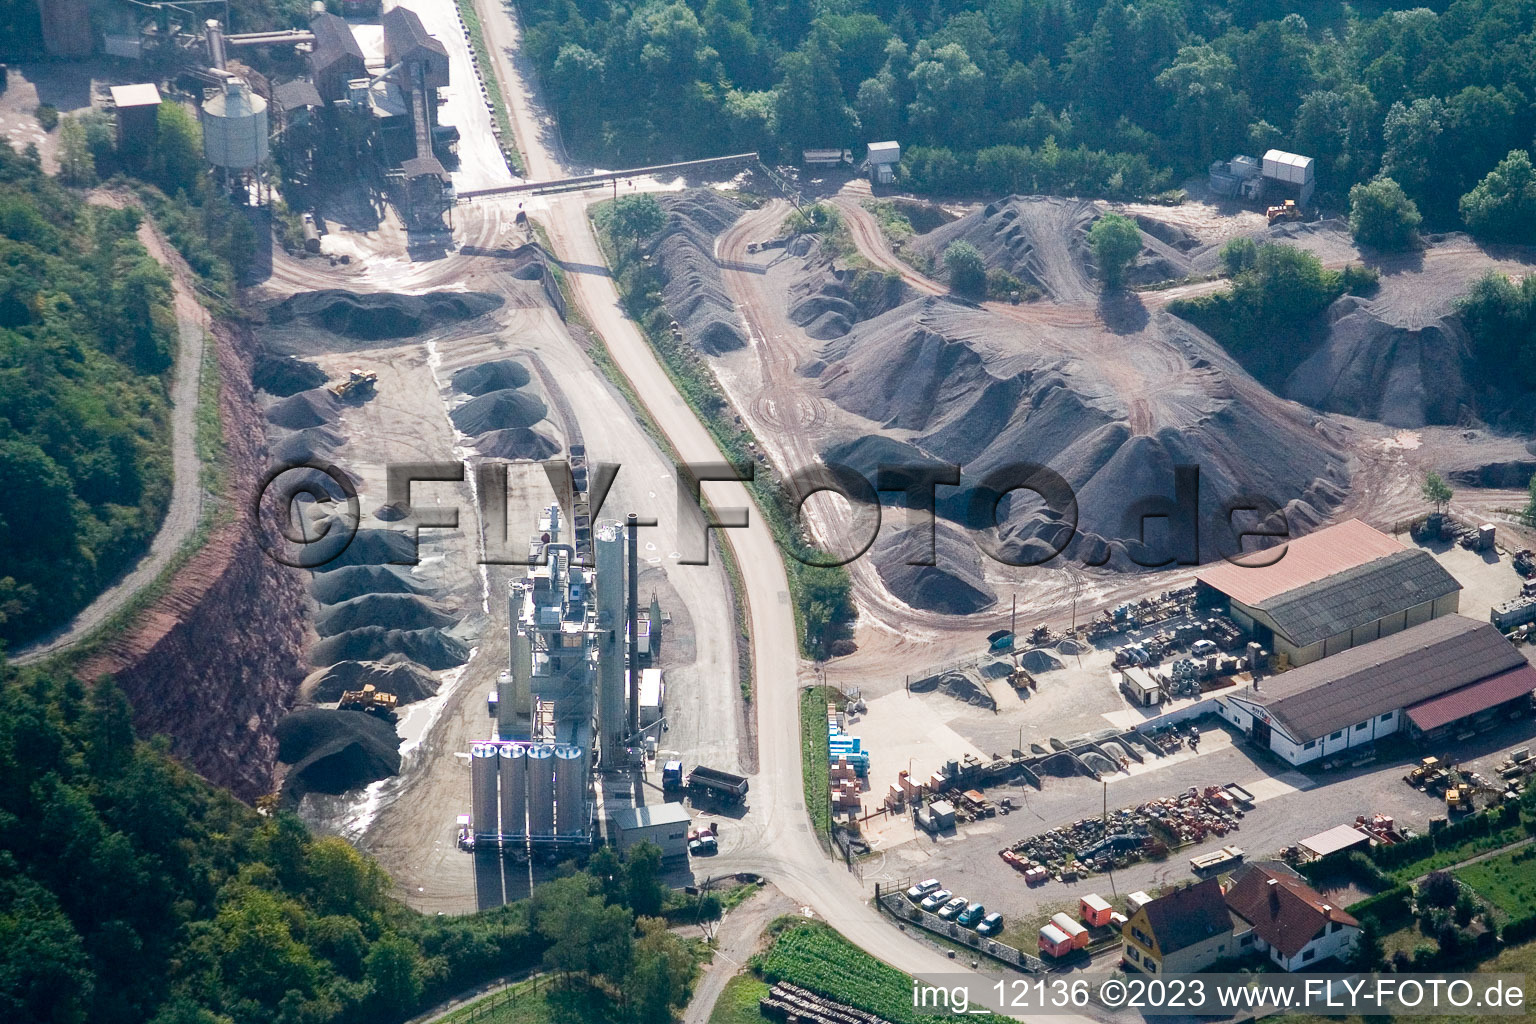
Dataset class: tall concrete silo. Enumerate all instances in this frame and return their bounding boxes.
[553,744,586,835]
[526,744,555,837]
[470,743,499,843]
[497,742,527,842]
[594,520,626,767]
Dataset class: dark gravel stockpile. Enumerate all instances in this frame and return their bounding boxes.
[910,196,1101,303]
[787,245,907,340]
[266,290,504,346]
[308,528,420,573]
[471,427,561,461]
[253,354,327,396]
[310,626,470,670]
[276,708,401,793]
[315,593,456,637]
[309,564,432,604]
[304,656,440,704]
[266,388,340,429]
[872,521,998,614]
[270,425,346,466]
[452,357,532,396]
[653,191,748,354]
[449,388,548,434]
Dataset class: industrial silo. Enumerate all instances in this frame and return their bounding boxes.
[497,743,527,841]
[470,743,499,842]
[554,744,587,835]
[594,520,626,768]
[526,744,555,837]
[201,78,268,170]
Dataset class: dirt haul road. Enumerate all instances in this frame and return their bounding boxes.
[472,0,1058,998]
[14,193,208,664]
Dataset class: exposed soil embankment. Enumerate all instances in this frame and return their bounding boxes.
[78,320,308,801]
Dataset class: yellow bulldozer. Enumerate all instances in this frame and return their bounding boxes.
[329,368,378,400]
[1266,199,1302,224]
[338,684,398,721]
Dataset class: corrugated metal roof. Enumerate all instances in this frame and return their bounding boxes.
[1253,548,1461,647]
[1196,519,1405,607]
[611,803,692,830]
[1243,616,1524,743]
[1298,824,1369,858]
[109,83,161,108]
[1405,662,1536,733]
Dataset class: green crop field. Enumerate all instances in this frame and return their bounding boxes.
[1455,845,1536,920]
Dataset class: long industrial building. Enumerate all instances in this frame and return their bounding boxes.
[1196,519,1461,667]
[1216,615,1536,765]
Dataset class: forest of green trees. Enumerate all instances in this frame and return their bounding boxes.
[521,0,1536,222]
[0,659,701,1024]
[0,141,178,649]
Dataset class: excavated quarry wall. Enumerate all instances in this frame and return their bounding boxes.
[78,319,308,802]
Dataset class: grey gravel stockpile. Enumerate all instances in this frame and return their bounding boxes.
[787,246,906,340]
[253,354,327,396]
[310,626,470,670]
[471,427,561,461]
[911,666,998,709]
[453,357,532,396]
[270,425,346,466]
[910,196,1100,303]
[309,528,419,573]
[450,388,548,434]
[315,593,456,637]
[872,521,997,614]
[276,708,401,793]
[304,656,439,704]
[653,191,748,354]
[266,388,340,429]
[268,289,503,343]
[1286,296,1473,427]
[309,564,431,604]
[805,295,1350,568]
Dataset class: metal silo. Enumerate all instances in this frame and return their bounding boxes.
[201,78,268,170]
[470,743,499,842]
[595,520,626,768]
[498,743,527,841]
[526,744,555,837]
[554,744,587,835]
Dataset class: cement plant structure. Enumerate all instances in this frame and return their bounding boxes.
[468,502,645,855]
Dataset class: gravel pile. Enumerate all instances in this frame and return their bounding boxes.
[276,708,401,793]
[471,427,561,461]
[309,564,431,604]
[267,388,340,429]
[910,196,1099,303]
[268,289,503,342]
[787,247,906,340]
[310,626,470,670]
[453,357,532,396]
[309,528,419,573]
[653,191,748,354]
[253,354,327,396]
[450,388,548,434]
[270,425,346,465]
[304,656,439,704]
[872,520,997,614]
[315,593,456,637]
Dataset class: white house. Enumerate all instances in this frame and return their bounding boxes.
[1225,864,1359,971]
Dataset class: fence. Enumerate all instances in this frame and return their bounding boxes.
[875,884,1044,973]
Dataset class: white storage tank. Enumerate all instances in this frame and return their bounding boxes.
[498,742,527,840]
[470,743,499,841]
[526,744,555,836]
[201,78,268,169]
[554,744,586,835]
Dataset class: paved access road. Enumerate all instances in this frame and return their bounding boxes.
[469,3,1102,1015]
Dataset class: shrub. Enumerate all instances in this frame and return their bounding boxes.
[1220,237,1257,276]
[34,103,58,131]
[1088,212,1142,289]
[1348,177,1421,251]
[1342,263,1380,295]
[943,241,986,297]
[1460,149,1536,242]
[1420,870,1459,908]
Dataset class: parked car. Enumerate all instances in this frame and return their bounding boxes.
[920,889,953,912]
[907,878,941,901]
[976,912,1004,936]
[957,903,986,927]
[936,896,968,920]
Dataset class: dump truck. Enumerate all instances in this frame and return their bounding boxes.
[686,765,749,804]
[1266,199,1302,224]
[338,684,398,720]
[661,759,684,792]
[330,368,378,400]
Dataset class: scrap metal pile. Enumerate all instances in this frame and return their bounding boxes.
[998,784,1250,885]
[1088,586,1197,642]
[1111,613,1246,668]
